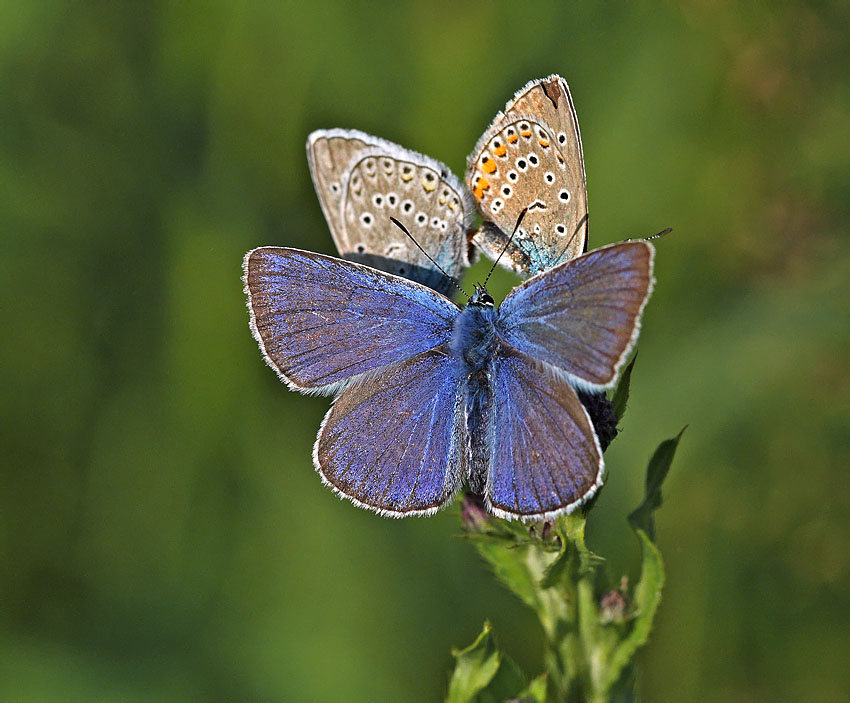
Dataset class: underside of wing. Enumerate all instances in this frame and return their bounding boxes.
[315,347,467,517]
[498,242,655,389]
[486,349,603,521]
[307,129,474,294]
[307,129,374,248]
[467,75,588,276]
[243,247,458,392]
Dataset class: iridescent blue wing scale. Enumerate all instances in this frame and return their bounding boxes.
[497,242,654,390]
[315,347,467,516]
[243,247,459,392]
[486,349,603,521]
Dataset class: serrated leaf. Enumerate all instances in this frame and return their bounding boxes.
[477,650,527,703]
[447,623,502,703]
[447,623,529,703]
[628,427,686,540]
[540,514,588,588]
[601,528,664,696]
[513,673,547,703]
[472,540,539,609]
[598,429,683,695]
[610,353,638,421]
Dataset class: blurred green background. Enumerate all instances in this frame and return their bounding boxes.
[2,2,848,701]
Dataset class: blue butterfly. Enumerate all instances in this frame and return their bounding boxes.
[243,241,654,521]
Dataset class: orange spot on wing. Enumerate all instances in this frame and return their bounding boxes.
[507,134,518,144]
[521,130,532,138]
[482,160,497,174]
[473,177,490,200]
[538,139,549,147]
[493,144,507,157]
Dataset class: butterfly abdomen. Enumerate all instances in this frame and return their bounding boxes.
[451,305,500,495]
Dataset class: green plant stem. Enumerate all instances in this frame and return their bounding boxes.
[449,429,684,703]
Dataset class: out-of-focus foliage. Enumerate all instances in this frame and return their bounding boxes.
[1,2,847,701]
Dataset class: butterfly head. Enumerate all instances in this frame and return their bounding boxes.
[470,284,495,308]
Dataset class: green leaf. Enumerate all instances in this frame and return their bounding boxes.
[599,429,684,695]
[601,528,664,696]
[446,622,529,703]
[515,673,547,702]
[447,623,502,703]
[610,353,638,421]
[628,427,686,540]
[479,650,527,703]
[540,514,592,589]
[464,520,560,610]
[471,540,540,610]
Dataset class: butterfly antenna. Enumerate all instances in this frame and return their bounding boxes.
[389,217,470,301]
[627,227,672,243]
[646,227,672,241]
[483,207,528,288]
